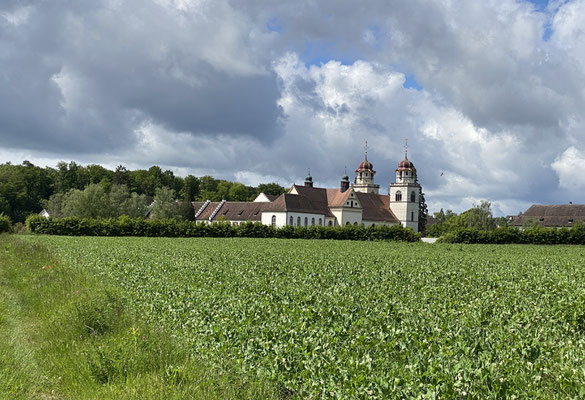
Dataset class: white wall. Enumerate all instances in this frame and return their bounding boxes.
[253,193,273,202]
[389,184,420,232]
[262,211,327,227]
[331,208,362,226]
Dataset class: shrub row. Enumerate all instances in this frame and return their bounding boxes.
[26,215,421,242]
[437,224,585,245]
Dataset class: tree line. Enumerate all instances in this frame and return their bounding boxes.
[426,200,509,236]
[0,161,286,223]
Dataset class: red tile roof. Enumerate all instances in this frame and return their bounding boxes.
[268,193,333,216]
[355,192,400,223]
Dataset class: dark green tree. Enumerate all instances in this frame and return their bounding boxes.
[418,190,428,234]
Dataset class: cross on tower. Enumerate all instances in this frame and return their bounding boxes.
[404,138,408,159]
[365,140,368,160]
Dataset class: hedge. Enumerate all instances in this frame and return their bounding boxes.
[25,215,421,242]
[437,225,585,245]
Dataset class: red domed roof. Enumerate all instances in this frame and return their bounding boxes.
[397,155,416,171]
[398,158,414,169]
[356,154,375,173]
[358,159,373,171]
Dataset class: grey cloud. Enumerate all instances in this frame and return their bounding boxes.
[0,0,283,154]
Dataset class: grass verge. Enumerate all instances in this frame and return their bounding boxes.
[0,234,281,399]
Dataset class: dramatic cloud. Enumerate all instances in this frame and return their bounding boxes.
[2,0,585,215]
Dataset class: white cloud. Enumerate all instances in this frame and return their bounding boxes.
[4,0,585,216]
[552,146,585,190]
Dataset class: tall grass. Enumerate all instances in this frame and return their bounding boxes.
[0,234,282,399]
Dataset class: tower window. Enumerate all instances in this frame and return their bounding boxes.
[395,191,402,202]
[411,191,416,202]
[411,212,414,221]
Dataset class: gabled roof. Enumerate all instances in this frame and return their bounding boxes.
[355,192,400,223]
[268,193,333,216]
[253,193,278,202]
[326,189,352,208]
[512,204,585,227]
[192,201,269,221]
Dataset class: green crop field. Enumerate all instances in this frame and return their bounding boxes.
[21,236,585,398]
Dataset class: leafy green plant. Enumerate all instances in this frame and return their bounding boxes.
[24,235,585,398]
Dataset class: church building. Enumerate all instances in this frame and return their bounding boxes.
[192,147,423,232]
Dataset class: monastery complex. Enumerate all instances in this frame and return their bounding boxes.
[192,149,423,232]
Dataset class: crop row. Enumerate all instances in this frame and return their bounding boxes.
[29,236,585,398]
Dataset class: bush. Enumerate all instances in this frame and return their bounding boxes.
[0,213,13,233]
[26,215,421,242]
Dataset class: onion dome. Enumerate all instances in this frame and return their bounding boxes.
[398,157,415,170]
[304,169,313,187]
[356,154,375,173]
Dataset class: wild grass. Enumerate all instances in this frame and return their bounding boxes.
[0,234,281,399]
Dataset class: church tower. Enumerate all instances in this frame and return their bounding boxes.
[351,142,380,194]
[389,143,421,231]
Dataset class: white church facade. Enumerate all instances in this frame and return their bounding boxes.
[192,149,423,232]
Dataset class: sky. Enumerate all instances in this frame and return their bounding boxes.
[1,0,585,216]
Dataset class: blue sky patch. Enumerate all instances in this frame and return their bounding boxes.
[403,74,423,91]
[300,40,359,67]
[266,17,282,33]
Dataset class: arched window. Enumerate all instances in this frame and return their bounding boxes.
[395,191,402,202]
[289,216,293,225]
[297,216,301,226]
[311,217,315,226]
[410,191,416,203]
[304,217,308,227]
[411,211,414,221]
[346,221,350,226]
[372,224,375,227]
[318,218,322,226]
[271,215,276,226]
[354,222,358,226]
[328,220,333,226]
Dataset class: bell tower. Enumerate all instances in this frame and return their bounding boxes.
[389,140,421,231]
[351,141,380,194]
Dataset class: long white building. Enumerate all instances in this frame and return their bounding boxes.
[192,150,423,232]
